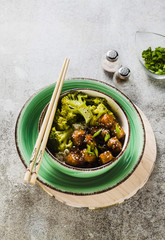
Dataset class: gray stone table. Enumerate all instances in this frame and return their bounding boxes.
[0,0,165,239]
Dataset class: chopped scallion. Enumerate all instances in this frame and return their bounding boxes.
[116,124,120,137]
[104,134,110,142]
[92,129,102,138]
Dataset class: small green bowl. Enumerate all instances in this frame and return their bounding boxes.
[39,89,130,178]
[15,78,145,195]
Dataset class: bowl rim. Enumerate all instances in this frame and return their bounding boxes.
[135,31,165,78]
[136,30,165,38]
[15,78,146,195]
[38,88,131,172]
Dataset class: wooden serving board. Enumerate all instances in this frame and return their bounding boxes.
[37,109,157,209]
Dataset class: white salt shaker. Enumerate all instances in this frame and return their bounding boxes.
[113,66,131,87]
[102,50,120,73]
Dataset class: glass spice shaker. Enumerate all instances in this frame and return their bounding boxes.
[102,50,121,73]
[113,66,131,87]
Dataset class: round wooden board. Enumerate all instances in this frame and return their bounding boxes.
[37,109,157,209]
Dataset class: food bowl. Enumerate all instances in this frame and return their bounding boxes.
[135,31,165,80]
[15,78,145,194]
[39,88,130,178]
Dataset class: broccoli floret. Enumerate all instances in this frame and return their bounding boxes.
[49,127,73,152]
[61,92,93,124]
[60,105,78,125]
[86,97,107,106]
[89,103,114,126]
[56,116,70,130]
[53,109,70,130]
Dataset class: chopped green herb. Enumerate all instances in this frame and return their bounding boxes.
[86,144,95,155]
[98,145,104,150]
[142,46,165,75]
[86,150,95,155]
[90,142,94,149]
[116,124,120,137]
[86,144,98,156]
[92,129,102,138]
[87,144,90,151]
[104,134,110,142]
[94,147,99,157]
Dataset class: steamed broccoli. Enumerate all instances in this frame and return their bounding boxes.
[89,103,114,126]
[86,97,107,106]
[60,105,78,125]
[61,92,93,124]
[48,91,116,154]
[53,109,70,130]
[49,127,73,153]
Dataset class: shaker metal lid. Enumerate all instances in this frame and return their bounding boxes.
[118,67,130,77]
[106,50,119,62]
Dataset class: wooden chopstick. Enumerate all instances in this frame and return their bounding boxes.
[29,58,70,184]
[24,58,70,183]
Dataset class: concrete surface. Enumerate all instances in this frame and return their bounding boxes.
[0,0,165,239]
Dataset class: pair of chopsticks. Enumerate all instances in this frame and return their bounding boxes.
[24,58,70,185]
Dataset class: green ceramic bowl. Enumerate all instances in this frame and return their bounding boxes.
[15,78,145,195]
[39,89,130,178]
